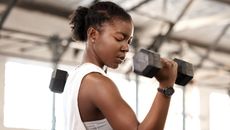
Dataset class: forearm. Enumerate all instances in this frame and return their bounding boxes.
[138,92,171,130]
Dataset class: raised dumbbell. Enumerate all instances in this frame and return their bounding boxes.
[49,69,68,93]
[133,48,194,86]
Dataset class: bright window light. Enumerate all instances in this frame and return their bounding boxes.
[4,61,53,129]
[210,92,230,130]
[165,87,183,130]
[185,86,200,130]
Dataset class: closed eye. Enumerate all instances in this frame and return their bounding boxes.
[115,36,125,42]
[115,38,124,42]
[114,32,133,44]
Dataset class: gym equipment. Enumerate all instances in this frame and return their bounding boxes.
[49,49,193,94]
[133,48,194,86]
[133,49,162,78]
[49,69,68,93]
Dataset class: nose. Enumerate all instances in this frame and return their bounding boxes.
[121,43,129,52]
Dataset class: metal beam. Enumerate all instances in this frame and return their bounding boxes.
[212,0,230,4]
[0,0,18,30]
[146,0,194,51]
[174,12,230,32]
[0,51,78,66]
[2,27,50,39]
[170,35,230,55]
[127,0,153,12]
[195,23,230,69]
[0,0,71,18]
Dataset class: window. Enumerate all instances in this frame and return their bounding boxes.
[210,92,230,130]
[4,61,53,129]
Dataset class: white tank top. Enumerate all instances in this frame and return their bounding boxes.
[63,63,113,130]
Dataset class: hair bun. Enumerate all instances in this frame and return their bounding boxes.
[69,6,89,41]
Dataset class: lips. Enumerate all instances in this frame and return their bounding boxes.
[117,56,125,63]
[119,56,125,61]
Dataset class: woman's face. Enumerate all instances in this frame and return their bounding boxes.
[93,18,134,68]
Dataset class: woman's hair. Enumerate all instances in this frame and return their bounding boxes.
[69,1,132,42]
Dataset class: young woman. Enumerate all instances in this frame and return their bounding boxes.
[63,1,178,130]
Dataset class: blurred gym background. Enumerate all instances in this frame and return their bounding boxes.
[0,0,230,130]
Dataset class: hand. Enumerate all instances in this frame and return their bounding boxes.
[155,58,178,88]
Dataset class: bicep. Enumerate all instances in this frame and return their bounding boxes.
[91,76,139,130]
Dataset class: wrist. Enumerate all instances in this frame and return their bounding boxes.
[157,86,175,97]
[159,83,174,88]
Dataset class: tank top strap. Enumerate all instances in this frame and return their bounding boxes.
[77,63,107,77]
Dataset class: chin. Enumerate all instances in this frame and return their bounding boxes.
[109,63,119,69]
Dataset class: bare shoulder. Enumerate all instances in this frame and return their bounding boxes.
[80,72,120,97]
[80,72,123,115]
[80,72,138,129]
[78,72,120,121]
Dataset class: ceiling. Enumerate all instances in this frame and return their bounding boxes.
[0,0,230,89]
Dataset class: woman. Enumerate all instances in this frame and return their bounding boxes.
[63,1,178,130]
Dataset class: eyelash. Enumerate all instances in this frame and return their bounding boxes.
[115,37,124,42]
[115,38,132,45]
[115,37,132,45]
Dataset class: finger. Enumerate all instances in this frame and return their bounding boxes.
[161,58,174,67]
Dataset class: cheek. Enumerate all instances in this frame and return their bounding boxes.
[100,42,115,56]
[97,38,118,60]
[99,35,118,51]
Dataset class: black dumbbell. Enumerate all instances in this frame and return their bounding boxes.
[133,49,194,86]
[49,69,68,93]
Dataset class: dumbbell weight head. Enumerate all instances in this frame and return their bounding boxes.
[174,58,194,86]
[49,69,68,93]
[133,49,162,78]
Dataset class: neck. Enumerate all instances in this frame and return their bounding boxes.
[82,44,104,69]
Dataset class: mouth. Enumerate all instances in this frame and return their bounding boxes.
[117,56,126,63]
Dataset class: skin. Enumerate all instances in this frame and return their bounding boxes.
[78,18,178,130]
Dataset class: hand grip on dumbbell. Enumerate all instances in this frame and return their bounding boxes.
[49,69,68,93]
[133,49,194,86]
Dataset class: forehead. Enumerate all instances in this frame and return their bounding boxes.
[100,18,134,35]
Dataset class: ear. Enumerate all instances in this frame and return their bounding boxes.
[87,27,98,43]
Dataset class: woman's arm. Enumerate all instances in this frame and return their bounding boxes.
[81,58,177,130]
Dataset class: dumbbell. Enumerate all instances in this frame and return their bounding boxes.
[133,49,194,86]
[49,69,68,93]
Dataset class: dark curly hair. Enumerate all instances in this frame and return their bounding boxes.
[69,1,132,42]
